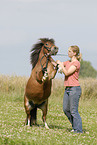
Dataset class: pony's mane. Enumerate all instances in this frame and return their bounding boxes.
[30,38,55,68]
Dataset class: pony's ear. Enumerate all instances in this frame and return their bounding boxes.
[39,38,55,44]
[49,39,55,44]
[39,38,48,44]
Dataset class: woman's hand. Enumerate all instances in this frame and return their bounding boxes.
[57,60,77,76]
[56,60,62,65]
[56,60,63,74]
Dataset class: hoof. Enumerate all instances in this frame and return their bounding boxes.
[45,122,49,129]
[42,71,48,82]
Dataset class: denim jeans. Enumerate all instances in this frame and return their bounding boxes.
[63,86,83,133]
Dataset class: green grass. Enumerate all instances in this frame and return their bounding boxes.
[0,76,97,145]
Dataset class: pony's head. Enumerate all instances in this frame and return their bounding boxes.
[40,38,58,55]
[30,38,58,68]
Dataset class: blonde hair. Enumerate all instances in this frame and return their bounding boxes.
[69,45,82,61]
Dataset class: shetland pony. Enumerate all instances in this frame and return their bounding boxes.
[24,38,58,128]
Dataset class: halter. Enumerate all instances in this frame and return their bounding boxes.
[44,45,53,52]
[40,45,53,73]
[40,54,49,73]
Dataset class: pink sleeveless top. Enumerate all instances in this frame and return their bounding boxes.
[63,60,80,86]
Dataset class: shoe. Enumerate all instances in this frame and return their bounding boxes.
[71,129,74,132]
[73,130,83,133]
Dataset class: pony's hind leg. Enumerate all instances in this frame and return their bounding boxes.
[26,114,31,126]
[39,99,49,129]
[30,107,37,126]
[24,95,32,126]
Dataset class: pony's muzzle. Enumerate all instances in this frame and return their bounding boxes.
[54,47,58,51]
[51,47,58,55]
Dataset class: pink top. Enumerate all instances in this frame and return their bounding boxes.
[63,60,80,86]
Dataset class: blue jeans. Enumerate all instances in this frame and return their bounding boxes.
[63,86,83,133]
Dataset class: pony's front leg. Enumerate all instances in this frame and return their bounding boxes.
[36,70,49,83]
[49,58,58,79]
[48,64,58,79]
[36,70,46,83]
[50,69,57,79]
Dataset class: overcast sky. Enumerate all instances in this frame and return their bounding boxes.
[0,0,97,77]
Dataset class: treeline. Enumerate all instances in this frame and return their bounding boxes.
[79,59,97,78]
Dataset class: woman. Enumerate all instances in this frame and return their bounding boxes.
[57,45,83,133]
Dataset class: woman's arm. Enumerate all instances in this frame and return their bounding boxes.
[56,60,76,76]
[61,65,76,76]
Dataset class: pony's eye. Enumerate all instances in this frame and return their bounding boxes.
[46,43,49,46]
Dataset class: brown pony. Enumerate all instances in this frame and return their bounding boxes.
[24,38,59,129]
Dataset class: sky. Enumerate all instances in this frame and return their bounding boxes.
[0,0,97,77]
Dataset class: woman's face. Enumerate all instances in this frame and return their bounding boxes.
[68,47,75,58]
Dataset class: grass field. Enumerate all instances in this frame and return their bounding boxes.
[0,75,97,145]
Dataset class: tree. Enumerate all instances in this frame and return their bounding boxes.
[79,59,97,78]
